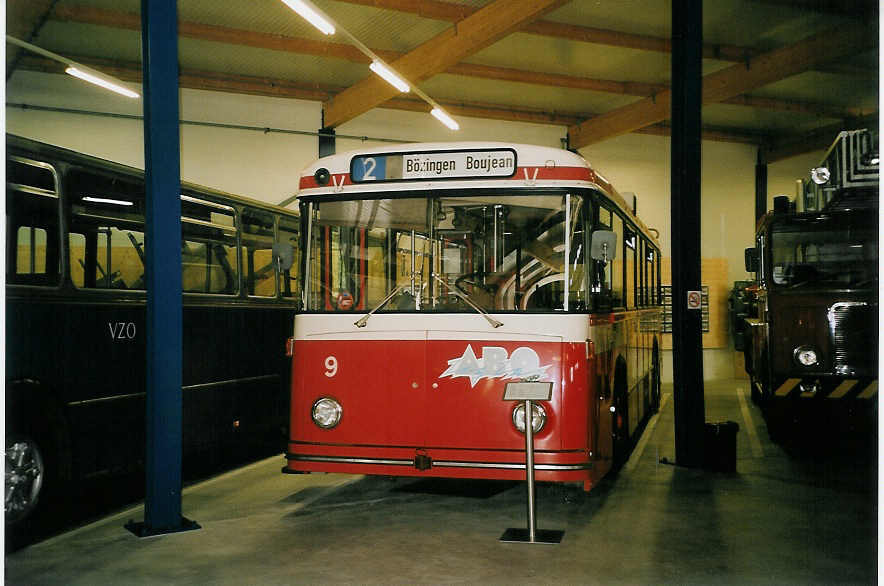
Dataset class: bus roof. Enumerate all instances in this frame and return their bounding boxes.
[7,133,298,217]
[298,141,658,246]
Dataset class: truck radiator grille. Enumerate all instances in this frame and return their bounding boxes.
[827,302,877,375]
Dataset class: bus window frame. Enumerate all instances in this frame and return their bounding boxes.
[277,214,301,300]
[6,155,63,289]
[241,205,281,299]
[297,187,657,315]
[609,208,625,310]
[181,193,239,296]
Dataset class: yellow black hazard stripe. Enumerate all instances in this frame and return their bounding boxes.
[773,378,877,400]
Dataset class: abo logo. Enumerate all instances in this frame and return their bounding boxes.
[439,345,551,388]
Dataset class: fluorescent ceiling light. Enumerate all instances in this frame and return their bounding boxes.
[66,67,140,99]
[7,35,140,99]
[280,0,335,35]
[431,108,460,131]
[369,61,410,93]
[82,196,134,206]
[273,9,456,130]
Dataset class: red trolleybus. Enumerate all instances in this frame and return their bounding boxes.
[284,142,662,491]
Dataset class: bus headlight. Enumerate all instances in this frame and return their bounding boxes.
[794,346,819,367]
[311,397,342,429]
[512,403,547,434]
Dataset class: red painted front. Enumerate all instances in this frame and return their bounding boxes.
[286,338,606,488]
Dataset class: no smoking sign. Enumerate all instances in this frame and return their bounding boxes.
[687,290,702,310]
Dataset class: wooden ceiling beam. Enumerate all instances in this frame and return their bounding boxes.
[7,0,57,39]
[339,0,753,62]
[6,0,58,78]
[338,0,877,77]
[568,25,876,148]
[749,0,878,18]
[50,4,858,121]
[761,113,879,162]
[322,0,569,127]
[13,55,579,127]
[15,54,765,145]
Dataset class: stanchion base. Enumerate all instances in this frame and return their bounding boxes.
[499,527,564,544]
[125,517,201,538]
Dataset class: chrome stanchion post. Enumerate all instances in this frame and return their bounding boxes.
[500,382,563,545]
[524,399,536,542]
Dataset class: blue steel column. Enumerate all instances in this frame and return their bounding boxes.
[670,0,706,467]
[126,0,197,536]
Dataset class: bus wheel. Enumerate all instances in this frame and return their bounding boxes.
[650,343,661,413]
[611,363,630,469]
[612,398,630,468]
[750,379,762,404]
[5,434,46,526]
[751,353,769,405]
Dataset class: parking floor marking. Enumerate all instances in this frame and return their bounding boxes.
[624,392,671,473]
[736,386,764,458]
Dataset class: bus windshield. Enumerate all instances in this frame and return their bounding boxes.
[769,215,878,289]
[306,192,585,313]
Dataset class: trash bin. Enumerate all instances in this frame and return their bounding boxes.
[703,421,739,473]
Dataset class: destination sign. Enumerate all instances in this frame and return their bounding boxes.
[351,149,517,182]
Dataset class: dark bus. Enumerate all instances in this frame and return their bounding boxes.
[743,129,878,438]
[5,135,300,525]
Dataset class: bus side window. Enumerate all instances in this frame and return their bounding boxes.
[15,226,50,276]
[6,158,61,286]
[625,225,637,309]
[67,169,145,290]
[611,213,624,307]
[278,217,300,299]
[646,246,656,305]
[181,197,237,295]
[242,208,276,297]
[637,238,645,306]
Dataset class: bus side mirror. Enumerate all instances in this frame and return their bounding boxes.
[273,242,295,271]
[744,247,758,273]
[591,230,617,262]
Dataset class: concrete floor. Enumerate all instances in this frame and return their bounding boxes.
[5,379,877,584]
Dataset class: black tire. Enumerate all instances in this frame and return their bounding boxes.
[611,361,630,468]
[750,380,762,404]
[650,342,661,413]
[751,351,770,405]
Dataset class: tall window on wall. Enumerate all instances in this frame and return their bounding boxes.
[67,169,146,290]
[181,196,237,294]
[6,157,60,286]
[242,207,276,297]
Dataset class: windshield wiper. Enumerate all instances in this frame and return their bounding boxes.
[432,273,503,329]
[354,284,411,328]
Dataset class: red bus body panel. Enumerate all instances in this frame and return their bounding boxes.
[285,316,611,489]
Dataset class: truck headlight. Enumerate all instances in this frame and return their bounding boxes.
[794,346,819,367]
[312,397,342,429]
[512,403,546,434]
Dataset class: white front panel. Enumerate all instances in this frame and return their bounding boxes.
[294,313,590,342]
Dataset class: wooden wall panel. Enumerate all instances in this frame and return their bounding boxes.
[660,257,729,350]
